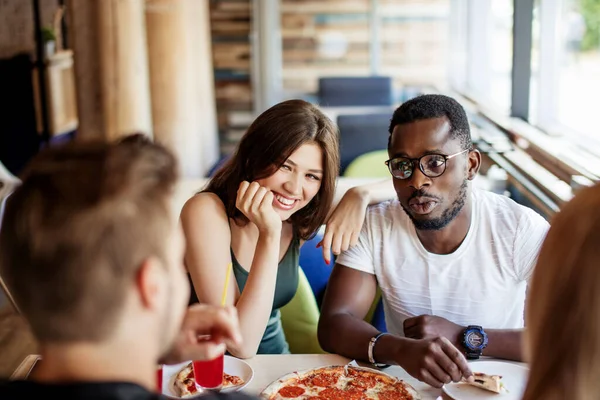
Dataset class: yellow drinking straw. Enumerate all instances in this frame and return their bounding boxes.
[220,263,232,306]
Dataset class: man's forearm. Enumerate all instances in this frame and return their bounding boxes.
[482,329,523,361]
[318,313,381,362]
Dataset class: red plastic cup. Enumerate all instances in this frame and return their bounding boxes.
[156,365,163,393]
[192,353,224,390]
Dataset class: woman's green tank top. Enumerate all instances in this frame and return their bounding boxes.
[229,233,299,354]
[188,233,299,354]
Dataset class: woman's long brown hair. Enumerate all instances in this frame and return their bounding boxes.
[522,183,600,400]
[204,99,339,240]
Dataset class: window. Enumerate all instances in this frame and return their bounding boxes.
[450,0,513,114]
[532,0,600,153]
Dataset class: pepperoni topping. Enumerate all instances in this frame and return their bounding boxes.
[347,375,377,389]
[302,372,341,387]
[273,367,415,400]
[378,387,412,400]
[223,372,244,386]
[183,378,198,394]
[315,387,347,400]
[342,387,368,400]
[277,385,306,397]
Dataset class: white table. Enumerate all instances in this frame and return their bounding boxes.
[242,353,442,399]
[13,353,526,399]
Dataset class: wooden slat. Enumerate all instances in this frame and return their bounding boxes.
[209,0,253,153]
[211,21,250,34]
[281,0,370,14]
[210,1,251,12]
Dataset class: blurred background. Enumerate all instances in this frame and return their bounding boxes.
[0,0,599,220]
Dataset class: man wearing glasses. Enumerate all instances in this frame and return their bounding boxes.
[318,94,549,388]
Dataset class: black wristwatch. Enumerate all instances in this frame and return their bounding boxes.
[462,325,488,359]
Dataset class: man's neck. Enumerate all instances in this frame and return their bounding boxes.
[32,339,158,390]
[415,201,473,255]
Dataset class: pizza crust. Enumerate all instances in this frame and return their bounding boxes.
[172,362,202,398]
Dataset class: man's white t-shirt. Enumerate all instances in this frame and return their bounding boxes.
[336,187,550,336]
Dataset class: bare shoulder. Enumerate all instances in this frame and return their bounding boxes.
[181,192,228,223]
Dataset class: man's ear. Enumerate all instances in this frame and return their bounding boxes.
[467,149,481,180]
[135,258,163,310]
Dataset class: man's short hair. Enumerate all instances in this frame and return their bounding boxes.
[388,94,472,149]
[0,134,178,342]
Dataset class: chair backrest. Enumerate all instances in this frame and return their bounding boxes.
[365,289,387,333]
[318,77,393,107]
[337,113,391,174]
[298,231,333,309]
[280,267,326,354]
[343,149,390,178]
[297,231,387,333]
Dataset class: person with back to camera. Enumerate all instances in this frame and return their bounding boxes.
[0,134,260,400]
[181,99,396,357]
[318,94,550,388]
[522,182,600,400]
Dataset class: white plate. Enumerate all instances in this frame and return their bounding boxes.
[442,360,529,400]
[161,355,254,398]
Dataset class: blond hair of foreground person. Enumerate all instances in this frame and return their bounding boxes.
[522,182,600,400]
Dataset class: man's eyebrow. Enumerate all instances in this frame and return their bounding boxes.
[390,149,445,159]
[286,158,323,174]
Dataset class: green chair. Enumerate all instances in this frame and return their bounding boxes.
[281,266,387,354]
[343,150,390,178]
[280,267,326,354]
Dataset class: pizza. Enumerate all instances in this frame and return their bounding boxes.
[260,365,421,400]
[464,372,507,394]
[171,362,245,398]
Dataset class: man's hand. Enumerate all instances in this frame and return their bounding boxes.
[160,304,242,365]
[404,315,465,348]
[320,188,369,264]
[396,336,473,388]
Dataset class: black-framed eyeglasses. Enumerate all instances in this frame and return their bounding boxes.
[385,148,470,180]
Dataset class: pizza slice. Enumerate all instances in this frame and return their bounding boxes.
[172,362,203,398]
[223,372,245,388]
[465,372,507,394]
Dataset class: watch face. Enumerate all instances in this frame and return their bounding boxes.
[466,330,484,350]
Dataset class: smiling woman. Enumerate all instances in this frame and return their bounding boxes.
[180,99,394,358]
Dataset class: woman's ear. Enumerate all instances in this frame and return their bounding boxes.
[467,149,481,180]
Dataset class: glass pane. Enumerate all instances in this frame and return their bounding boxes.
[470,0,513,113]
[489,0,513,113]
[556,0,599,137]
[531,0,600,153]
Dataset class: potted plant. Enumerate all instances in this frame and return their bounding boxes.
[41,26,56,58]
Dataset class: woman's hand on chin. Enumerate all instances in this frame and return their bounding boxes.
[236,181,282,235]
